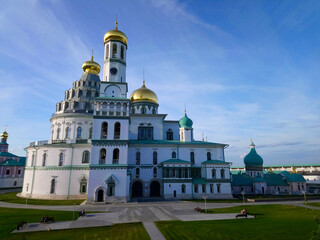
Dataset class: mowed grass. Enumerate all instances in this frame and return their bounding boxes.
[306,202,320,207]
[0,208,150,240]
[0,192,84,205]
[156,204,320,240]
[183,199,242,203]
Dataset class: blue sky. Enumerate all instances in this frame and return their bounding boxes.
[0,0,319,166]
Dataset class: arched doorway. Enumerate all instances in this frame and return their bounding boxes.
[97,189,104,202]
[132,181,143,198]
[150,181,160,197]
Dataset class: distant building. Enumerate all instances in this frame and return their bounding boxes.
[231,141,307,195]
[0,130,26,188]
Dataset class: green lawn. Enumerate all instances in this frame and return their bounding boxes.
[183,199,242,203]
[0,192,84,205]
[0,208,150,240]
[306,202,320,208]
[156,204,320,240]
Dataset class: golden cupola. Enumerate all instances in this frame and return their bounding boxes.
[1,130,8,139]
[104,21,128,45]
[130,80,158,104]
[82,56,101,75]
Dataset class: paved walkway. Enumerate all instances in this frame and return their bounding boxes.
[5,199,320,240]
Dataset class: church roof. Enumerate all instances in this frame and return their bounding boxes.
[0,151,17,157]
[244,141,263,166]
[179,113,193,128]
[202,160,230,165]
[161,159,191,164]
[253,175,266,182]
[0,158,25,166]
[231,174,253,186]
[286,173,306,183]
[264,172,289,186]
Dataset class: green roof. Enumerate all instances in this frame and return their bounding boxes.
[0,152,18,157]
[286,173,306,182]
[0,142,8,145]
[231,174,253,186]
[264,172,288,186]
[179,113,193,128]
[253,175,266,182]
[162,159,191,164]
[202,160,230,165]
[244,147,263,166]
[192,178,206,184]
[0,158,25,166]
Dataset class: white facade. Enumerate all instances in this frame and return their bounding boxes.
[21,24,233,202]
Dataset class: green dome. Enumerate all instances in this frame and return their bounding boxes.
[244,141,263,166]
[179,113,193,128]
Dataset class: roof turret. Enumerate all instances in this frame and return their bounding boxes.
[243,140,263,166]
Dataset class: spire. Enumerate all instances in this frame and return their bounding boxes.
[184,103,186,114]
[250,139,255,148]
[115,14,118,30]
[91,49,94,61]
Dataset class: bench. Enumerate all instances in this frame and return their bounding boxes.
[194,207,202,212]
[41,216,54,223]
[236,213,248,218]
[17,221,27,230]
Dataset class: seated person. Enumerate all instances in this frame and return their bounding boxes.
[240,209,248,214]
[41,215,48,223]
[80,209,86,216]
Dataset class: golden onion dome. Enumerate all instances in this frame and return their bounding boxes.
[130,80,158,104]
[82,56,101,75]
[1,130,8,139]
[104,21,128,45]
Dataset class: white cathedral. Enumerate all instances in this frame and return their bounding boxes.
[21,23,233,202]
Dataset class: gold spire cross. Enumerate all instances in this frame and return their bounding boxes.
[91,49,94,61]
[115,14,118,29]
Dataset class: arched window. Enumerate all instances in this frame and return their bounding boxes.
[112,43,117,58]
[31,154,35,167]
[172,151,177,159]
[50,179,56,194]
[65,127,70,139]
[152,108,156,114]
[153,167,157,177]
[185,169,188,178]
[136,168,140,178]
[101,122,108,139]
[114,122,121,139]
[212,169,216,179]
[56,128,60,139]
[136,151,141,165]
[82,151,90,163]
[181,184,186,193]
[221,169,225,179]
[42,153,47,167]
[89,127,93,139]
[121,45,124,59]
[17,169,21,175]
[190,152,195,164]
[207,152,211,160]
[106,44,109,59]
[77,127,82,139]
[202,184,206,193]
[113,148,119,164]
[178,169,182,178]
[100,148,106,164]
[194,184,198,193]
[166,129,173,140]
[141,107,146,114]
[80,177,87,194]
[59,153,63,166]
[153,151,157,165]
[6,169,10,175]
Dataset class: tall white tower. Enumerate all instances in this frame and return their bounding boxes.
[103,21,127,84]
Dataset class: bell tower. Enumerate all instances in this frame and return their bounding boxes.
[103,21,128,84]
